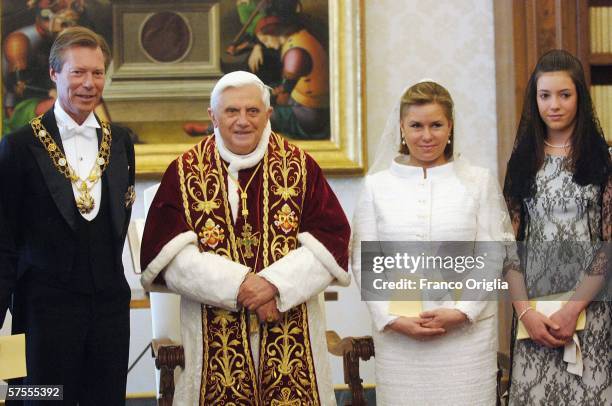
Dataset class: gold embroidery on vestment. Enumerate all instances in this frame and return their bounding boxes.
[270,134,301,204]
[270,388,301,406]
[184,139,258,405]
[274,204,299,234]
[258,134,320,405]
[178,135,320,405]
[199,218,225,249]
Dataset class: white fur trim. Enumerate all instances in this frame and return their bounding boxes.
[258,247,333,312]
[307,293,337,405]
[164,244,250,311]
[172,297,203,406]
[141,231,197,292]
[298,232,351,287]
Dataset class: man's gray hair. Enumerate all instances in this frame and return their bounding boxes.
[210,71,270,112]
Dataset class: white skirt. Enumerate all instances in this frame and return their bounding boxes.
[373,315,497,406]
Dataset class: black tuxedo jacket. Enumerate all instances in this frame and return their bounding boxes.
[0,107,135,327]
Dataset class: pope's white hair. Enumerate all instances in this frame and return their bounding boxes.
[210,71,270,112]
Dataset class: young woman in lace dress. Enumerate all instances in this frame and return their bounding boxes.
[504,49,611,405]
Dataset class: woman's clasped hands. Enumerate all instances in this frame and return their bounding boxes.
[520,306,580,348]
[387,308,468,340]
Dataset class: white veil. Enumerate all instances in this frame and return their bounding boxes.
[368,91,404,175]
[364,79,515,241]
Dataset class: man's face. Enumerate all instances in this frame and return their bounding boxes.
[208,85,272,155]
[50,45,105,124]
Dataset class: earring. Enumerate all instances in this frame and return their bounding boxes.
[447,139,451,144]
[401,138,407,145]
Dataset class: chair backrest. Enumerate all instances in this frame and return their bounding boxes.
[150,293,182,344]
[142,184,182,343]
[142,184,183,396]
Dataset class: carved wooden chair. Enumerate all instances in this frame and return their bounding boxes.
[151,338,184,406]
[324,332,375,406]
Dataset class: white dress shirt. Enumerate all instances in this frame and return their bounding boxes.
[54,100,101,220]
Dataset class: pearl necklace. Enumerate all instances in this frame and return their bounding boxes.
[543,140,570,148]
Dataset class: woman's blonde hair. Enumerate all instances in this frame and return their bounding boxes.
[399,81,454,158]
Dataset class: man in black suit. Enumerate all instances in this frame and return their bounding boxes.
[0,26,135,405]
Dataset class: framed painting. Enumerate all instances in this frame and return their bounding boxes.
[1,0,365,176]
[0,0,112,135]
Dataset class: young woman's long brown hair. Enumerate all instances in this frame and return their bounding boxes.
[504,49,610,239]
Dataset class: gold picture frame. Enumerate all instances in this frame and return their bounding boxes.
[130,0,366,176]
[1,0,365,176]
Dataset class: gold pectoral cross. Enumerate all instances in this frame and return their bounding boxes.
[237,223,259,259]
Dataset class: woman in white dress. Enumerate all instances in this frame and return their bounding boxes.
[351,81,513,405]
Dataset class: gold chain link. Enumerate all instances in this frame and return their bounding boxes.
[30,115,112,213]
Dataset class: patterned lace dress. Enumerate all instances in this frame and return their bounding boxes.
[509,155,612,405]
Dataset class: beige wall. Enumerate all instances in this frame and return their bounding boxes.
[365,0,499,174]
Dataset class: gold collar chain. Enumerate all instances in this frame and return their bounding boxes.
[30,116,112,214]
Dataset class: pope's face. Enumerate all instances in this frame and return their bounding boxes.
[208,85,272,155]
[50,45,105,124]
